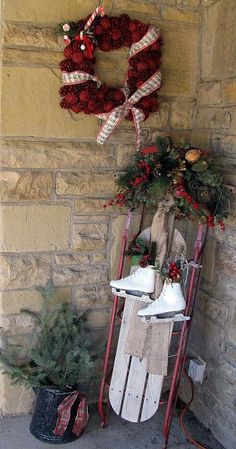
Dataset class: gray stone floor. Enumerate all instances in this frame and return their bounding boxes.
[0,406,224,449]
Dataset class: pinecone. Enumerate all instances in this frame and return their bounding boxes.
[178,147,188,158]
[59,85,79,97]
[187,177,199,194]
[59,59,77,73]
[80,60,95,74]
[60,99,70,109]
[199,188,211,203]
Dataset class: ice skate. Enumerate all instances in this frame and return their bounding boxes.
[137,281,186,318]
[110,265,155,298]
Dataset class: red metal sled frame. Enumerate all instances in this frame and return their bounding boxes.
[98,211,207,448]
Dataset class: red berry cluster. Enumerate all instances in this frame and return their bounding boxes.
[140,254,151,268]
[105,155,160,209]
[168,262,181,281]
[59,14,162,119]
[130,159,152,186]
[174,180,200,210]
[104,192,127,209]
[207,216,225,230]
[174,180,226,230]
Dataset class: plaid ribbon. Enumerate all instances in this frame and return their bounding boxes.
[129,26,161,58]
[96,70,161,150]
[62,70,100,86]
[53,391,88,437]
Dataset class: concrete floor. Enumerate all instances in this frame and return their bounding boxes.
[0,406,224,449]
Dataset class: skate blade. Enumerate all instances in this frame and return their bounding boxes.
[141,309,184,319]
[140,313,190,324]
[111,287,152,303]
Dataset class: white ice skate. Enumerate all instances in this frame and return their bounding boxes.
[110,266,155,298]
[137,281,186,318]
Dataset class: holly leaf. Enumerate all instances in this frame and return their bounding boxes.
[169,148,179,160]
[192,160,208,172]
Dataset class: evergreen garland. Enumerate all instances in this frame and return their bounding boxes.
[107,137,230,229]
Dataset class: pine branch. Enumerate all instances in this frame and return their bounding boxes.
[0,282,95,389]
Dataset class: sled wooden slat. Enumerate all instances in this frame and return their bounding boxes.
[109,299,133,415]
[109,296,172,422]
[140,322,173,422]
[140,373,163,422]
[121,355,147,422]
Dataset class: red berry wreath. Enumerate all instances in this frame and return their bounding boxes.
[59,8,162,148]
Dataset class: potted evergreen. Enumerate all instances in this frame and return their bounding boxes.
[0,282,94,444]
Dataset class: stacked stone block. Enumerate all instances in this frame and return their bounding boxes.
[179,2,236,449]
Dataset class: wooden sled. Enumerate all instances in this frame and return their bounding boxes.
[99,213,207,449]
[109,292,189,423]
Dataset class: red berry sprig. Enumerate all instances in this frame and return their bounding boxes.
[168,262,181,281]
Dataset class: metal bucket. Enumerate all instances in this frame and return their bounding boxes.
[30,386,80,444]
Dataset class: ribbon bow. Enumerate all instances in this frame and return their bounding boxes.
[53,391,88,437]
[182,259,202,292]
[96,71,161,151]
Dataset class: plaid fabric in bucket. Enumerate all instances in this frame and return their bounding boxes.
[53,391,88,437]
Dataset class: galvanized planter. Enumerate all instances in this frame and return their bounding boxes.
[30,386,80,444]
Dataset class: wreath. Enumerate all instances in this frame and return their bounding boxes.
[58,6,162,149]
[106,137,230,229]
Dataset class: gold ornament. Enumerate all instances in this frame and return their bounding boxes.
[185,149,201,164]
[199,216,207,224]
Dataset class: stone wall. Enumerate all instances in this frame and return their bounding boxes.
[0,1,235,448]
[179,2,236,449]
[0,0,200,416]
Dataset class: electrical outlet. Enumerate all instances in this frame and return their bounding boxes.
[188,358,206,383]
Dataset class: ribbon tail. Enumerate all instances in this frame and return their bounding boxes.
[72,396,89,437]
[97,107,124,145]
[53,391,79,437]
[131,107,145,151]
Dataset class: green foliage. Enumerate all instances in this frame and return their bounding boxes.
[109,136,230,228]
[115,140,176,210]
[192,160,209,172]
[125,237,157,268]
[125,237,148,257]
[148,176,170,202]
[0,282,94,389]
